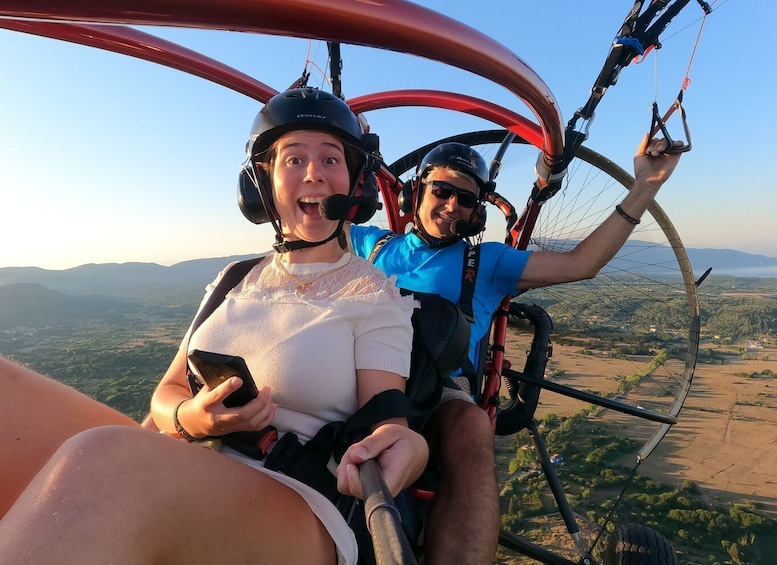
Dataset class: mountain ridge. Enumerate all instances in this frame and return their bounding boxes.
[1,244,776,301]
[0,254,266,299]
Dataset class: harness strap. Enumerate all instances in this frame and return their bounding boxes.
[262,388,428,565]
[457,245,483,395]
[367,232,397,263]
[460,245,479,322]
[190,257,264,336]
[186,257,265,395]
[185,256,284,460]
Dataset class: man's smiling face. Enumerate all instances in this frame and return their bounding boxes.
[416,168,479,240]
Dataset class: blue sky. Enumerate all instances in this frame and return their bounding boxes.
[0,0,771,270]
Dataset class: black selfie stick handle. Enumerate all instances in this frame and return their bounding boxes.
[360,459,417,565]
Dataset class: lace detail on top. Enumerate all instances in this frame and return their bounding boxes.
[230,253,409,306]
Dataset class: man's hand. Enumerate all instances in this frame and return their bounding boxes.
[633,134,685,190]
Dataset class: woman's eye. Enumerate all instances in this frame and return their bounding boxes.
[286,156,303,165]
[323,156,339,165]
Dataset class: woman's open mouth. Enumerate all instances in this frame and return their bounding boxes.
[298,196,324,216]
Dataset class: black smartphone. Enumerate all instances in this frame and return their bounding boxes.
[187,349,259,408]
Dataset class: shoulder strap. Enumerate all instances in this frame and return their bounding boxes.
[458,245,482,396]
[186,256,264,395]
[460,244,480,323]
[370,234,480,325]
[367,232,398,263]
[189,256,264,337]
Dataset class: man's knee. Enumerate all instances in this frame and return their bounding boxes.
[432,400,491,438]
[426,400,494,465]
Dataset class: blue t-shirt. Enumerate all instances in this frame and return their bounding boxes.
[350,225,530,372]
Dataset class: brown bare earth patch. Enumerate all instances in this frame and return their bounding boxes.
[639,353,777,515]
[502,331,777,515]
[494,333,777,562]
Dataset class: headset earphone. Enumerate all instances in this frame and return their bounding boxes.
[237,163,276,225]
[237,146,381,227]
[397,177,418,215]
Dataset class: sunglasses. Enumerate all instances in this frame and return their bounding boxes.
[427,181,479,209]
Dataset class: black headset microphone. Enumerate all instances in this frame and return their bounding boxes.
[449,219,479,238]
[319,193,379,225]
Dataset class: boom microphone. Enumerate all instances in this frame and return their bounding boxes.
[450,219,485,238]
[319,194,378,224]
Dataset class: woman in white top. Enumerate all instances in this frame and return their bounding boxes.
[0,88,426,565]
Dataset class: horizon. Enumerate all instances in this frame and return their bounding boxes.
[2,0,773,270]
[2,241,776,274]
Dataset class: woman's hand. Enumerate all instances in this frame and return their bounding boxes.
[336,423,429,499]
[177,380,276,439]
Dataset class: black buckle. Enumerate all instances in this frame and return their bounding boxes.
[221,426,278,460]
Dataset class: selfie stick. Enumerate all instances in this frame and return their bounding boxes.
[359,459,417,565]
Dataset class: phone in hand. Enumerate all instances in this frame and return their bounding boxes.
[187,349,259,408]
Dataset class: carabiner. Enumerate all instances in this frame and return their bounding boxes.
[567,109,595,141]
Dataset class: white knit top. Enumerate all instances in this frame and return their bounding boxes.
[186,252,416,443]
[182,253,415,564]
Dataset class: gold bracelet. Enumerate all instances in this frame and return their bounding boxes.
[615,203,641,225]
[173,398,196,441]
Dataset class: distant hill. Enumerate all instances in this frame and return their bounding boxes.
[0,283,141,329]
[529,240,777,277]
[0,245,775,308]
[0,254,265,301]
[685,247,777,274]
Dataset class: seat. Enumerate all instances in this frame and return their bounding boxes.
[403,291,472,429]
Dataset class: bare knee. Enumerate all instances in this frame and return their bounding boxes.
[58,425,153,462]
[43,426,161,495]
[426,401,494,467]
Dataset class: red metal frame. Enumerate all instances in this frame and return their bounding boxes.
[0,0,561,429]
[0,0,564,158]
[0,20,278,102]
[0,0,579,426]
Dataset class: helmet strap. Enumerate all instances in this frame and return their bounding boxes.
[410,223,461,249]
[272,219,347,253]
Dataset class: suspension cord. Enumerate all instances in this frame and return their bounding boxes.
[588,461,642,554]
[647,0,710,151]
[682,4,710,89]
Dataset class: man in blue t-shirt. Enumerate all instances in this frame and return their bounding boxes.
[349,136,683,564]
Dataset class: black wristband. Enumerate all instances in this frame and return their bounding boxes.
[173,398,196,441]
[615,204,641,225]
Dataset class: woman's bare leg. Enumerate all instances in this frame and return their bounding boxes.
[0,356,139,516]
[0,426,337,565]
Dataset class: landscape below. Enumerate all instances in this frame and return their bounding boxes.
[2,255,777,564]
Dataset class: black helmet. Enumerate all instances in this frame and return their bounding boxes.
[240,87,380,254]
[417,142,493,197]
[248,87,367,174]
